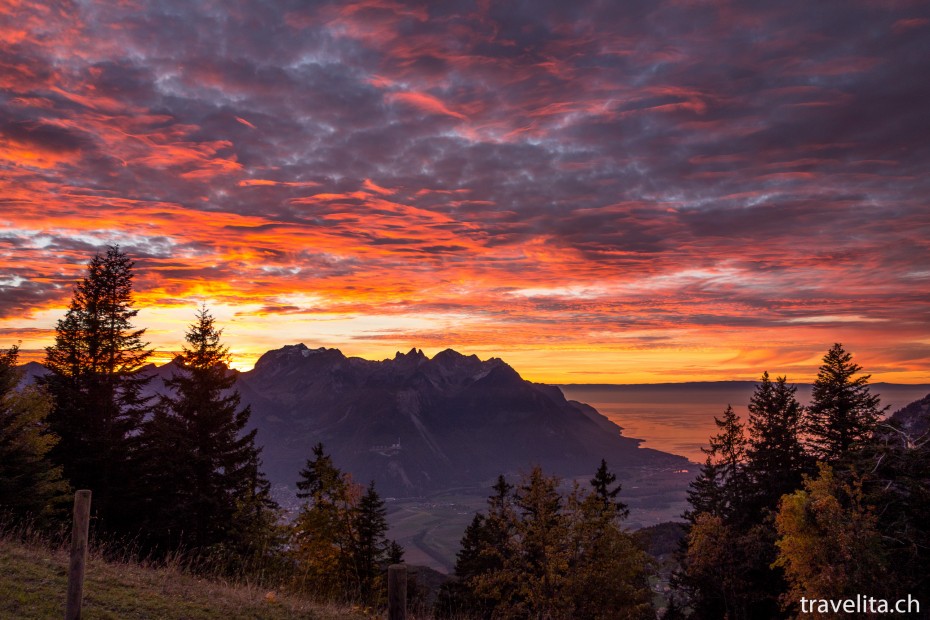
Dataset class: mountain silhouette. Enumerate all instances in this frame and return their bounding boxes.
[236,344,689,496]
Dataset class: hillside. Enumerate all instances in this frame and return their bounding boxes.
[0,536,362,620]
[889,392,930,437]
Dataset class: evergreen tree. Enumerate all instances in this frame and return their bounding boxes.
[442,466,654,620]
[746,372,807,511]
[455,513,489,580]
[297,442,346,501]
[681,513,762,620]
[806,343,886,463]
[352,481,390,604]
[143,306,276,557]
[42,245,152,533]
[439,476,517,619]
[510,466,571,619]
[590,458,629,519]
[680,406,766,619]
[0,345,70,522]
[387,539,404,565]
[565,483,654,620]
[137,403,190,551]
[291,444,399,604]
[856,400,930,606]
[704,372,810,619]
[685,405,748,522]
[292,444,357,599]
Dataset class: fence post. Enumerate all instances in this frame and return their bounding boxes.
[387,563,406,620]
[65,490,92,620]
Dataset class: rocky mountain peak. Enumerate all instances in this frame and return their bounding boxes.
[253,343,340,370]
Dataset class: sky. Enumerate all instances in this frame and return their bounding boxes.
[1,0,929,384]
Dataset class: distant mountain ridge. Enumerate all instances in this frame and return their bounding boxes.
[21,348,927,498]
[236,344,688,496]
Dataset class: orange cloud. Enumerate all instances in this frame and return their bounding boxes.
[387,91,466,120]
[2,0,929,386]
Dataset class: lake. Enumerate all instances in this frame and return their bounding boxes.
[561,382,930,463]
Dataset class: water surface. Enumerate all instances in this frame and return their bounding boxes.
[561,383,930,463]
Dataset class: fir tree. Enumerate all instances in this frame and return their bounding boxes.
[292,443,357,599]
[42,246,152,533]
[436,513,496,619]
[680,406,764,619]
[297,442,346,501]
[439,478,516,619]
[352,481,390,603]
[144,306,276,556]
[854,396,930,605]
[291,443,400,604]
[746,372,808,513]
[806,343,886,463]
[511,466,571,619]
[590,458,629,519]
[441,466,654,619]
[566,481,654,620]
[685,405,748,522]
[0,345,70,522]
[455,513,488,579]
[387,539,404,565]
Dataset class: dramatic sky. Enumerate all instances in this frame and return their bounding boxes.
[2,0,929,383]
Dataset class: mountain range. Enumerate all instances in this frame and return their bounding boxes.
[19,347,929,501]
[19,345,689,497]
[232,344,688,496]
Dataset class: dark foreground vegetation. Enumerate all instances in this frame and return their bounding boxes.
[667,347,930,619]
[2,245,929,619]
[0,247,404,614]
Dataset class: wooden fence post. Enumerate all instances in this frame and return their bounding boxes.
[387,563,406,620]
[65,490,91,620]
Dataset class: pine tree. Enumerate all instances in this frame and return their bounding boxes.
[443,466,654,620]
[42,246,152,533]
[510,466,571,619]
[709,372,810,618]
[440,477,517,619]
[566,481,654,620]
[145,306,276,557]
[680,406,763,619]
[806,343,886,463]
[686,405,748,522]
[291,445,401,604]
[387,539,404,565]
[746,372,808,513]
[297,442,347,501]
[480,474,518,588]
[352,481,390,604]
[682,513,746,619]
[854,397,930,606]
[590,458,629,519]
[292,443,356,599]
[0,346,70,522]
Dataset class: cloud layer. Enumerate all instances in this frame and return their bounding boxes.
[2,0,929,382]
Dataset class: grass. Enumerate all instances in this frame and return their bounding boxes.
[0,534,369,619]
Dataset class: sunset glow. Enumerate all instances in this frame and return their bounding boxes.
[2,1,929,383]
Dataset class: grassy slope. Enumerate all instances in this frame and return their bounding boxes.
[0,537,366,620]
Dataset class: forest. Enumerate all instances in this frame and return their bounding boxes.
[2,246,928,619]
